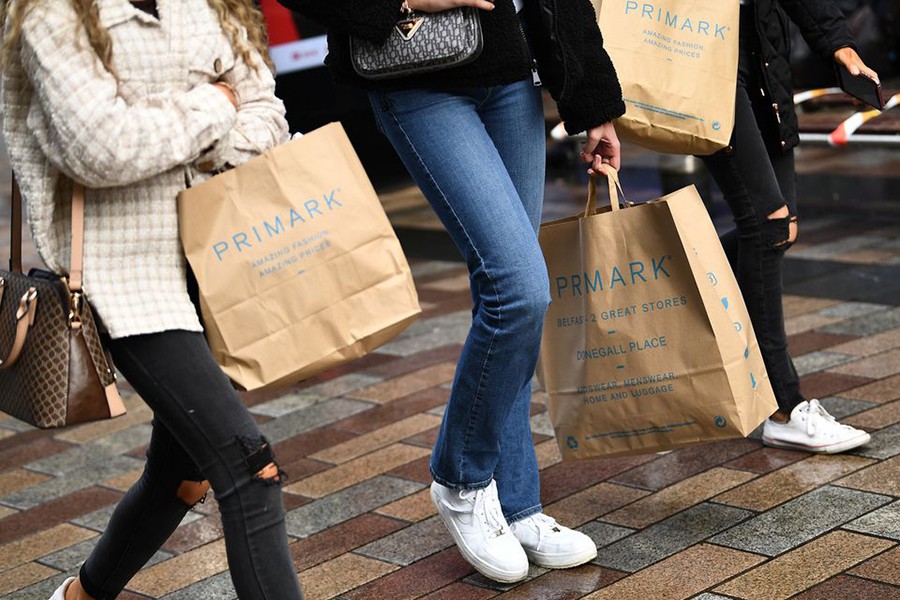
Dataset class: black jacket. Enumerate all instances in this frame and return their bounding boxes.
[750,0,855,150]
[277,0,625,134]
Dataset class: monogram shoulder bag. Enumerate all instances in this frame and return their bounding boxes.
[350,1,484,80]
[0,178,125,428]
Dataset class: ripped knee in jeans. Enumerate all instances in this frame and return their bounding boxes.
[237,435,286,486]
[177,479,210,508]
[764,206,798,250]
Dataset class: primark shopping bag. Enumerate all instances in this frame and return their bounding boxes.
[178,123,421,391]
[591,0,739,154]
[537,169,776,459]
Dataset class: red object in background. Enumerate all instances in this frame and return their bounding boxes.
[260,0,301,46]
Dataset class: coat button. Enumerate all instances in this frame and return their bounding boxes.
[781,140,787,148]
[214,58,223,73]
[198,160,216,172]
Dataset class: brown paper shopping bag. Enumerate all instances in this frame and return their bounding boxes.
[591,0,739,154]
[538,169,776,458]
[179,123,421,391]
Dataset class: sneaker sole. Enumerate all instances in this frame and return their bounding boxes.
[762,431,871,454]
[523,546,598,569]
[430,489,529,583]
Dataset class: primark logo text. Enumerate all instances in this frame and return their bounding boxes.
[212,188,343,262]
[624,1,728,40]
[554,256,671,299]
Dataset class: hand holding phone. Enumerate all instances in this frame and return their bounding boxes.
[835,64,885,111]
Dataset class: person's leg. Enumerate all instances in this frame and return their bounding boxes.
[369,83,548,581]
[74,331,302,600]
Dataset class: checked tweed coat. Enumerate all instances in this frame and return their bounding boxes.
[3,0,289,338]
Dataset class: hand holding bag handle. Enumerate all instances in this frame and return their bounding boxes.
[585,165,627,217]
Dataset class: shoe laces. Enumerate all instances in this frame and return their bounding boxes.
[460,487,507,539]
[527,513,563,542]
[804,399,852,437]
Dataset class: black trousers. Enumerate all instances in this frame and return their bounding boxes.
[79,330,303,599]
[700,6,804,414]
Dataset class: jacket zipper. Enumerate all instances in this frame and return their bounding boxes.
[515,2,541,86]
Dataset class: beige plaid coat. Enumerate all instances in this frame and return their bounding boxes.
[3,0,289,338]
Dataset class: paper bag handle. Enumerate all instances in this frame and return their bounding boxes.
[585,165,626,217]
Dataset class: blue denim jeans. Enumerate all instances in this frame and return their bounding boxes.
[369,80,548,522]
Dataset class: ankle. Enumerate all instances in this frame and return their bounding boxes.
[66,578,93,600]
[770,410,790,424]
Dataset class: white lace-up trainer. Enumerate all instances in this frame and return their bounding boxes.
[430,480,529,583]
[762,399,871,453]
[510,513,597,568]
[49,577,75,600]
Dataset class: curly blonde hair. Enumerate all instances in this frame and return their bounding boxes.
[0,0,273,76]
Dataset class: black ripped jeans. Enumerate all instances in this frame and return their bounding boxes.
[79,330,302,600]
[700,6,804,415]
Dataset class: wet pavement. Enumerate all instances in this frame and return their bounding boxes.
[0,135,898,599]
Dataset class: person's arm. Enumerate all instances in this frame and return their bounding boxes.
[19,9,237,189]
[194,44,291,172]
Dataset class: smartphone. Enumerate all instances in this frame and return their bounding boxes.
[835,64,885,110]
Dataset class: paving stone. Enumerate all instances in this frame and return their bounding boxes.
[691,595,732,600]
[834,455,900,496]
[356,516,452,566]
[605,468,755,529]
[298,552,396,600]
[290,513,407,572]
[539,454,654,505]
[786,331,858,356]
[831,348,900,379]
[344,547,475,600]
[784,313,845,336]
[492,564,626,600]
[714,454,874,511]
[828,326,900,357]
[843,399,900,430]
[816,302,891,319]
[286,443,430,498]
[794,574,900,600]
[821,306,900,336]
[375,488,436,522]
[0,487,121,546]
[2,455,144,509]
[790,236,890,260]
[159,572,236,600]
[462,564,549,592]
[545,482,648,528]
[579,521,634,549]
[0,469,50,497]
[609,438,758,491]
[842,373,900,404]
[817,396,878,420]
[800,372,874,401]
[26,424,152,476]
[377,311,471,357]
[724,447,808,474]
[285,476,424,538]
[259,398,374,444]
[362,344,462,380]
[711,485,892,556]
[850,546,900,586]
[0,506,17,520]
[843,499,900,541]
[347,363,458,404]
[54,398,153,444]
[595,502,752,573]
[249,374,383,418]
[312,414,442,464]
[127,540,228,597]
[0,523,94,572]
[409,260,464,280]
[851,423,900,459]
[1,571,77,600]
[73,502,203,533]
[271,426,357,464]
[161,514,226,554]
[387,454,432,483]
[584,543,763,600]
[782,296,841,318]
[39,538,170,572]
[417,582,499,600]
[333,387,450,435]
[714,530,894,600]
[793,351,858,377]
[0,562,59,596]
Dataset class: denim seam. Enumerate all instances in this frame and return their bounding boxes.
[110,341,272,599]
[505,503,543,523]
[430,470,493,491]
[383,96,503,485]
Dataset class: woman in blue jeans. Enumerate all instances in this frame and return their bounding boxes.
[701,0,876,454]
[282,0,625,583]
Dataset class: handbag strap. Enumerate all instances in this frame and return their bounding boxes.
[9,175,86,291]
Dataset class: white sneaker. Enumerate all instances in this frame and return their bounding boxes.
[430,480,529,583]
[49,577,75,600]
[510,513,597,568]
[762,399,871,454]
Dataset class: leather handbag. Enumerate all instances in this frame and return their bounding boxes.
[0,178,125,428]
[350,3,483,80]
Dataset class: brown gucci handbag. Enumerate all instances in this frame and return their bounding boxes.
[0,178,125,428]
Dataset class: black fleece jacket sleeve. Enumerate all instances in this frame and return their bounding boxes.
[276,0,402,43]
[778,0,856,58]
